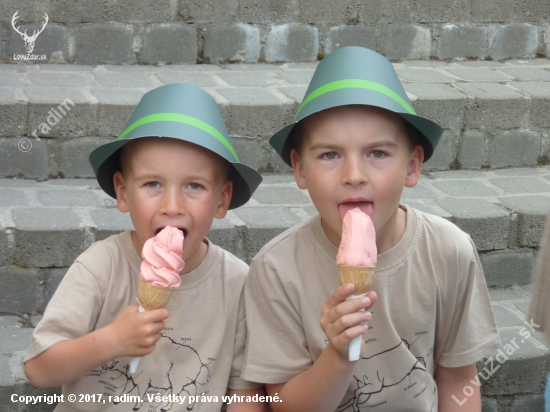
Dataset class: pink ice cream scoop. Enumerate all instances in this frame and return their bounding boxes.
[336,208,377,267]
[140,226,185,288]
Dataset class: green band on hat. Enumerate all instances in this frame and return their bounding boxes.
[296,79,417,119]
[117,112,239,162]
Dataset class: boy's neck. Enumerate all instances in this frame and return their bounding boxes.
[322,206,407,255]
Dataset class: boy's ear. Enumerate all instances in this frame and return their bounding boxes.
[405,145,424,188]
[113,171,129,213]
[290,148,308,190]
[214,179,233,219]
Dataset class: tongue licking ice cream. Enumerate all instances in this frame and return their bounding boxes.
[336,207,377,361]
[130,226,184,373]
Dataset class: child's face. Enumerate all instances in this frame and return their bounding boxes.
[290,105,423,250]
[113,138,232,273]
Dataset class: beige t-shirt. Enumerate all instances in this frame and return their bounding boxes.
[242,206,500,411]
[26,231,259,412]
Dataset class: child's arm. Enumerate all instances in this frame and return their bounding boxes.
[226,388,267,412]
[24,304,168,388]
[435,363,481,412]
[264,284,376,412]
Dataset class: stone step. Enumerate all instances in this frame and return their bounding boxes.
[1,286,547,412]
[1,1,550,64]
[1,167,549,317]
[1,60,550,177]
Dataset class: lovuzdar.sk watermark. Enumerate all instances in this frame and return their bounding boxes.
[11,10,48,61]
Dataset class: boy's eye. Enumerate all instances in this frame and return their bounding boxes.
[322,152,338,160]
[371,150,385,158]
[188,183,202,190]
[146,181,161,188]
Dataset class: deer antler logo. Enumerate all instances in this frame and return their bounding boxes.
[12,11,49,54]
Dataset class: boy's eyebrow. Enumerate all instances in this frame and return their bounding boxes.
[308,140,399,151]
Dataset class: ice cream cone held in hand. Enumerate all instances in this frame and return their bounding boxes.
[336,207,377,361]
[130,226,184,373]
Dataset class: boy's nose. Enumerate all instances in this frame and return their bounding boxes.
[342,156,367,186]
[161,188,184,216]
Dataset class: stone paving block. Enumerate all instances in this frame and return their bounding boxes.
[433,180,498,197]
[92,89,141,137]
[204,23,260,64]
[413,0,471,22]
[252,186,310,205]
[458,83,530,131]
[511,394,545,412]
[217,88,282,105]
[27,72,90,87]
[238,0,297,23]
[459,130,486,168]
[74,23,135,65]
[488,286,531,302]
[45,268,67,304]
[93,73,156,88]
[488,130,541,167]
[0,267,42,314]
[490,24,538,61]
[0,220,10,267]
[277,86,308,103]
[437,25,487,60]
[470,0,513,22]
[430,170,486,178]
[402,83,466,131]
[436,198,509,251]
[25,89,94,138]
[265,23,319,63]
[500,68,550,82]
[492,304,528,328]
[401,184,438,199]
[233,137,263,170]
[0,73,21,87]
[217,72,279,87]
[445,68,513,82]
[0,93,27,137]
[89,209,133,241]
[0,189,28,207]
[480,251,535,287]
[491,177,550,194]
[481,397,497,412]
[296,0,352,24]
[7,23,69,64]
[384,24,431,61]
[511,82,550,128]
[56,137,111,178]
[207,217,242,261]
[0,381,60,411]
[233,207,301,261]
[403,200,452,218]
[499,196,550,247]
[178,0,238,23]
[0,138,48,179]
[423,131,458,170]
[396,68,457,83]
[325,25,377,54]
[493,167,549,176]
[480,329,548,396]
[11,208,87,267]
[141,24,198,64]
[155,72,219,88]
[275,71,313,85]
[36,189,102,207]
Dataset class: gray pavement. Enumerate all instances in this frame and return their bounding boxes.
[1,59,550,178]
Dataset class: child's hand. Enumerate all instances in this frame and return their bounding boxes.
[320,284,377,361]
[107,304,169,358]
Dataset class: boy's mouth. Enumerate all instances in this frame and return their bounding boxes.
[338,199,373,222]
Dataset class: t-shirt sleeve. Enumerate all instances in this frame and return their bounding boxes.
[241,256,312,384]
[436,237,501,368]
[228,290,264,390]
[24,260,105,362]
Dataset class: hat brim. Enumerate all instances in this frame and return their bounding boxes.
[270,107,443,167]
[89,137,262,210]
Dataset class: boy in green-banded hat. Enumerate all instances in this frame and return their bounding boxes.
[24,84,265,411]
[242,47,500,411]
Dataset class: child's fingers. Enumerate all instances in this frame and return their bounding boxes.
[323,294,372,325]
[325,310,372,338]
[323,283,357,311]
[142,308,169,322]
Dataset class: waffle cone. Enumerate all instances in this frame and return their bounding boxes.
[137,276,173,310]
[338,265,375,295]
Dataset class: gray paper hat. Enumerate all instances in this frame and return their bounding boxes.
[270,46,443,165]
[89,83,262,209]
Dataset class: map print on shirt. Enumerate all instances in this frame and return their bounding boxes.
[334,332,437,412]
[87,332,213,411]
